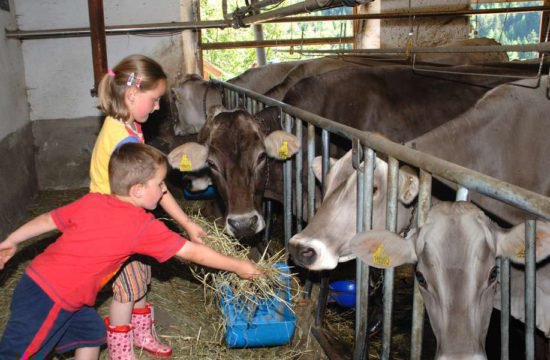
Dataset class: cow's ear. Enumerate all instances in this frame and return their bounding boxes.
[167,142,209,172]
[496,221,550,264]
[318,151,353,197]
[398,166,420,205]
[206,105,225,121]
[311,156,337,182]
[264,131,300,160]
[350,230,417,269]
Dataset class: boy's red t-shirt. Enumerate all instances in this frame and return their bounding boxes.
[26,193,186,311]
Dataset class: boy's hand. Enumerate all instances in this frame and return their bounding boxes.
[185,221,206,244]
[235,260,264,280]
[0,240,17,270]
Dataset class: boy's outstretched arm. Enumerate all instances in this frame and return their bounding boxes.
[159,190,206,244]
[0,212,57,270]
[175,241,263,280]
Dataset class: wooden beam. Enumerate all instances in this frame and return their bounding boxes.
[87,0,108,97]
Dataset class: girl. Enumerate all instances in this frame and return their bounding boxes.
[90,54,205,358]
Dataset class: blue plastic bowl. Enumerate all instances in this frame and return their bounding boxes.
[183,185,218,200]
[329,280,356,308]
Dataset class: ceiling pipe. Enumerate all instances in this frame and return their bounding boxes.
[268,5,550,22]
[5,20,231,40]
[236,0,372,27]
[201,36,353,50]
[6,5,549,40]
[283,41,550,55]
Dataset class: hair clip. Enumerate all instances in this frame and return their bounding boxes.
[127,72,135,87]
[107,68,116,78]
[135,75,142,89]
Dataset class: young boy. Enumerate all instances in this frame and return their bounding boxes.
[0,143,262,360]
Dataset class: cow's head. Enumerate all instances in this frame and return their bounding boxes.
[351,201,550,359]
[288,150,419,270]
[168,107,300,238]
[171,74,223,136]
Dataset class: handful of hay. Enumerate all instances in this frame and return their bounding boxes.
[178,214,298,318]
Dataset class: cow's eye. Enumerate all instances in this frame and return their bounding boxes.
[488,266,499,284]
[415,270,427,288]
[256,152,267,166]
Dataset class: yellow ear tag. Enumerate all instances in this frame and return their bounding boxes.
[178,154,192,172]
[278,140,289,160]
[515,245,525,259]
[372,243,391,267]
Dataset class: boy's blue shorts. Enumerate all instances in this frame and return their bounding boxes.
[0,274,106,359]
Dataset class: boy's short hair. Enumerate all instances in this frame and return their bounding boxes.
[109,143,168,195]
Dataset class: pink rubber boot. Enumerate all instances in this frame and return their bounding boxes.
[105,317,135,360]
[131,303,172,358]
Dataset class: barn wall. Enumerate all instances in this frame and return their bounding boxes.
[0,0,37,239]
[12,0,188,189]
[357,0,470,48]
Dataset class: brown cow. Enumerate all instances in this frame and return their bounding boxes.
[168,107,300,238]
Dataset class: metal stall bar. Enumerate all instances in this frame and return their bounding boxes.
[381,157,399,359]
[525,220,537,359]
[316,128,333,327]
[295,119,304,233]
[353,144,374,360]
[303,122,317,299]
[410,170,431,360]
[283,110,293,246]
[500,256,511,360]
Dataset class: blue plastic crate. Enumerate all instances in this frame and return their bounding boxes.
[182,184,218,200]
[220,263,296,348]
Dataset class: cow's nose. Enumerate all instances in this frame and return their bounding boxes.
[226,214,261,238]
[288,243,317,267]
[227,215,258,230]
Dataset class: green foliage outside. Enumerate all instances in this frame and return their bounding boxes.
[200,0,352,78]
[470,1,542,60]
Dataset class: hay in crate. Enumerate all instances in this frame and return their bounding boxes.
[179,213,299,320]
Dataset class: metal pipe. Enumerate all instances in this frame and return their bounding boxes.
[238,0,370,26]
[381,156,399,360]
[354,145,374,360]
[289,41,550,56]
[283,111,293,246]
[268,5,550,23]
[295,118,303,233]
[212,79,550,220]
[410,169,431,360]
[202,36,353,50]
[5,20,231,40]
[525,220,536,359]
[499,256,510,360]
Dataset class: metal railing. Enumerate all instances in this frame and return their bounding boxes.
[213,78,550,360]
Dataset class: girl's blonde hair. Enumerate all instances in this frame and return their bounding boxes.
[98,54,167,121]
[109,143,168,196]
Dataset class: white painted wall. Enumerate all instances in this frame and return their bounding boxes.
[13,0,186,121]
[0,1,30,137]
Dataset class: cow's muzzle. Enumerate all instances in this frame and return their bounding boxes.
[225,211,265,238]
